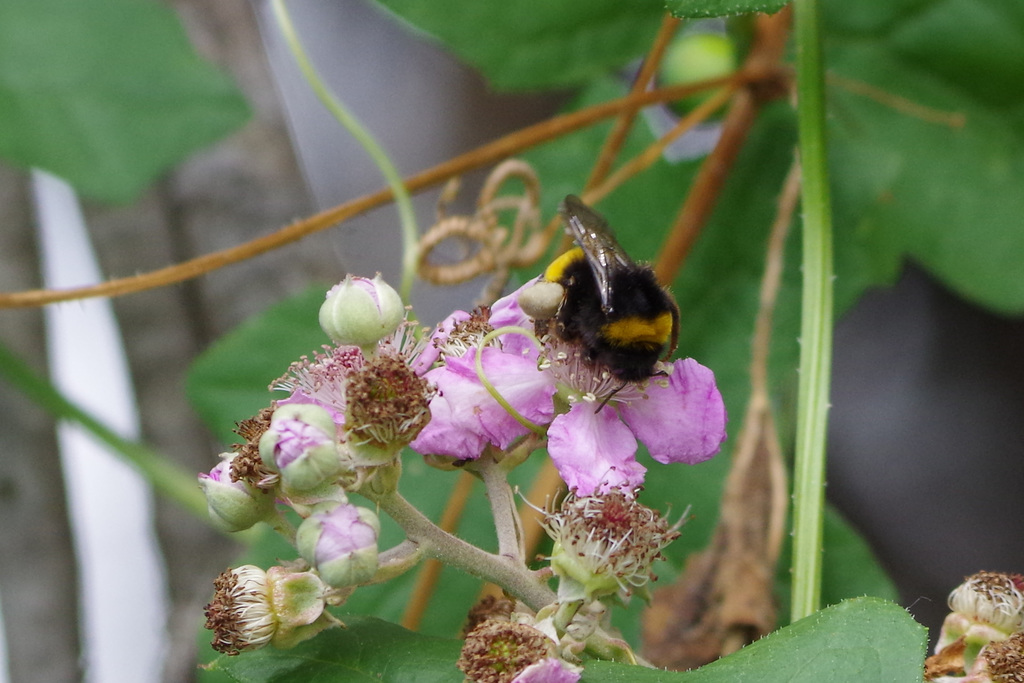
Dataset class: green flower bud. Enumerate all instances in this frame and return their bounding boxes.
[660,32,737,115]
[296,502,381,588]
[198,453,275,532]
[319,275,405,352]
[259,403,341,492]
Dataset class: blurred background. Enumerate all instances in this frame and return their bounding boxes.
[1,0,1022,681]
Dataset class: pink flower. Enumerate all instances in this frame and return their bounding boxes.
[409,282,726,488]
[544,352,726,496]
[411,347,555,459]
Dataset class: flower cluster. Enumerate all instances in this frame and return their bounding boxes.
[200,268,727,671]
[410,278,727,496]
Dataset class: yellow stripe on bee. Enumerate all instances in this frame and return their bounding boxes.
[544,247,584,283]
[601,311,674,347]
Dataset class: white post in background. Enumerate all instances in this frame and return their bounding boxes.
[31,169,169,683]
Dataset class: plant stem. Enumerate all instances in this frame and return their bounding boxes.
[0,341,209,522]
[372,489,556,611]
[270,0,419,302]
[0,74,763,310]
[790,0,834,622]
[475,452,525,563]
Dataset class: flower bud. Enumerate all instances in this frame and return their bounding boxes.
[319,275,405,352]
[204,564,341,655]
[296,502,380,588]
[259,403,341,492]
[198,453,275,532]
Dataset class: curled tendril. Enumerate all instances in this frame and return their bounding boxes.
[417,159,552,305]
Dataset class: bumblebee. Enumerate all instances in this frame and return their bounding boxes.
[526,195,680,382]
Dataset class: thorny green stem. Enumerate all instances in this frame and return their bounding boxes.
[270,0,419,302]
[368,488,556,611]
[791,0,835,622]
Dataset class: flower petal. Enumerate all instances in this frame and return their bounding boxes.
[491,279,541,360]
[409,366,489,459]
[410,309,470,375]
[410,347,555,459]
[548,404,644,495]
[512,657,581,683]
[467,348,554,448]
[620,358,726,465]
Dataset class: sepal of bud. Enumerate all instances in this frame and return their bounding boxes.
[265,565,343,649]
[296,502,380,588]
[199,453,275,532]
[549,546,620,603]
[259,404,341,491]
[319,274,404,351]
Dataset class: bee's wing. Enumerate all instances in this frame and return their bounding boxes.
[558,195,634,313]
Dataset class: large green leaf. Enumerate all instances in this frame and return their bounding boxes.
[205,616,464,683]
[0,0,249,202]
[587,598,925,681]
[186,286,330,444]
[826,0,1024,313]
[370,0,666,90]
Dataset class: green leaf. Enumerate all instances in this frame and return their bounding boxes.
[369,0,666,90]
[186,286,330,444]
[826,0,1024,313]
[205,616,464,683]
[0,0,249,202]
[667,0,790,19]
[584,598,925,681]
[204,601,922,682]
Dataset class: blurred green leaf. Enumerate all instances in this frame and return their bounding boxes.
[0,0,249,202]
[370,0,665,90]
[826,0,1024,313]
[667,0,789,19]
[187,286,329,444]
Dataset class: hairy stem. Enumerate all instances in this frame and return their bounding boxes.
[790,0,834,622]
[372,489,556,611]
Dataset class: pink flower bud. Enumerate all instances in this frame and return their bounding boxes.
[296,502,380,588]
